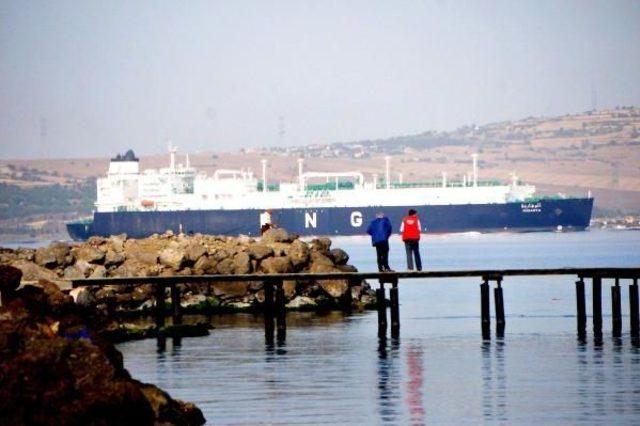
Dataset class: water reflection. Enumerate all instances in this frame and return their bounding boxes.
[156,336,182,352]
[481,339,508,422]
[265,339,288,358]
[405,342,425,426]
[377,337,401,424]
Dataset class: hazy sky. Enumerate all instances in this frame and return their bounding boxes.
[1,0,639,159]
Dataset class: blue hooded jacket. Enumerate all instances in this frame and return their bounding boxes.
[367,216,392,246]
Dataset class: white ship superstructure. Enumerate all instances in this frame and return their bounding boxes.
[96,147,537,213]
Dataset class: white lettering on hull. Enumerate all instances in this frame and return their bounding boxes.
[521,202,542,213]
[305,212,317,228]
[350,211,362,227]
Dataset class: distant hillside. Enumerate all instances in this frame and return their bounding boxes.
[0,107,638,239]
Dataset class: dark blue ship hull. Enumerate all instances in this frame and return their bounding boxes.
[66,198,594,240]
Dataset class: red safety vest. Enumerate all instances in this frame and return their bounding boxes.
[401,215,421,241]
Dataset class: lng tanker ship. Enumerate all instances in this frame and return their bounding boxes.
[66,147,593,240]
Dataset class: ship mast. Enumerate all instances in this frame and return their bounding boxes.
[472,153,478,187]
[261,159,267,192]
[297,158,304,191]
[385,156,391,189]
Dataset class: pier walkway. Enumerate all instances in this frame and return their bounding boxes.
[71,267,640,343]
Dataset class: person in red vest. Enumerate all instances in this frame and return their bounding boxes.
[400,209,423,271]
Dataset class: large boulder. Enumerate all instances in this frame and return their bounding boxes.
[283,280,297,298]
[139,383,206,425]
[335,264,358,273]
[0,277,205,425]
[233,252,251,274]
[259,256,293,274]
[212,281,249,298]
[104,250,125,267]
[287,239,310,269]
[310,251,334,268]
[193,255,218,274]
[319,279,349,298]
[0,265,21,301]
[328,248,349,265]
[310,263,349,298]
[72,246,106,264]
[109,260,160,278]
[0,249,18,264]
[74,260,93,276]
[89,265,107,278]
[261,227,290,244]
[159,247,185,269]
[34,242,70,267]
[124,239,166,266]
[211,248,231,262]
[267,242,289,257]
[69,286,96,307]
[186,243,207,263]
[63,265,86,280]
[15,249,35,262]
[247,244,273,261]
[215,258,235,275]
[310,238,332,254]
[11,260,60,282]
[108,234,127,253]
[287,296,317,309]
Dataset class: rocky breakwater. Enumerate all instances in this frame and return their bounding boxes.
[0,228,375,315]
[0,265,205,425]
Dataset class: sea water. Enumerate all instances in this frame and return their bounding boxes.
[114,230,640,424]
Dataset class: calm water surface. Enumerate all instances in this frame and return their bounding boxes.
[119,230,640,425]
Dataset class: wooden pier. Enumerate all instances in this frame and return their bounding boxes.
[71,267,640,343]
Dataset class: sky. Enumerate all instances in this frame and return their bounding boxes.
[1,0,639,159]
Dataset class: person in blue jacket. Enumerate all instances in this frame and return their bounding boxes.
[367,212,394,272]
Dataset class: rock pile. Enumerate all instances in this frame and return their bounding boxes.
[0,265,205,425]
[0,228,375,314]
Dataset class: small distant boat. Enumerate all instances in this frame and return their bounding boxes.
[66,147,594,240]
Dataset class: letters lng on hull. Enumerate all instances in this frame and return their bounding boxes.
[66,147,594,239]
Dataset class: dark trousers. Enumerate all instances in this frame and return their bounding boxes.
[374,241,390,272]
[404,240,422,271]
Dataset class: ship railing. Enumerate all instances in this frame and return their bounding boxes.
[375,179,505,189]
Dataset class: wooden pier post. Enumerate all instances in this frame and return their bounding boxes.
[263,280,275,344]
[592,277,602,341]
[390,279,400,338]
[480,279,490,340]
[275,280,286,342]
[494,277,505,338]
[377,283,387,338]
[343,278,358,312]
[630,278,639,340]
[155,284,166,329]
[170,283,183,326]
[575,279,586,339]
[611,278,622,338]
